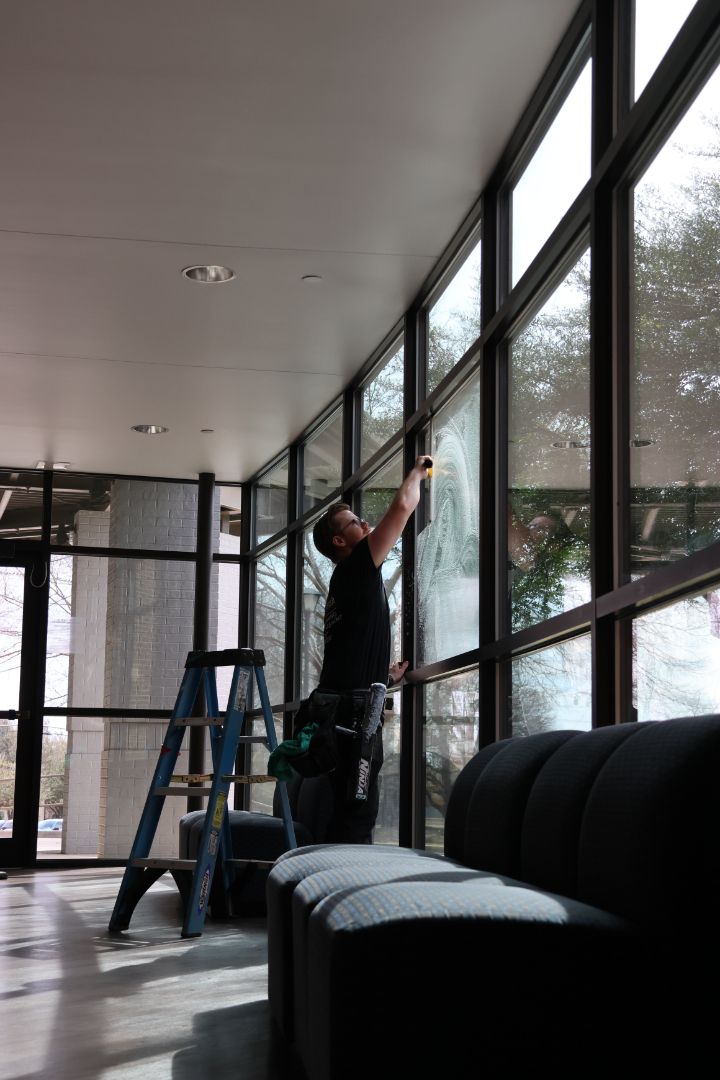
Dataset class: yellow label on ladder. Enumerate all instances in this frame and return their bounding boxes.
[211,791,227,829]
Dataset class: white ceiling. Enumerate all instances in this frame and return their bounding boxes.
[0,0,578,482]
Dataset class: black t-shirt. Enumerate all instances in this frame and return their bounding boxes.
[318,536,390,691]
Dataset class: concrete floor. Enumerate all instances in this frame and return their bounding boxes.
[0,867,305,1080]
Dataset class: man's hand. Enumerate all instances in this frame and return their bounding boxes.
[388,660,409,686]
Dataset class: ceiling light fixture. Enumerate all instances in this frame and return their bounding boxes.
[35,460,72,470]
[551,440,590,449]
[200,428,214,434]
[630,438,655,447]
[181,265,236,284]
[132,424,169,435]
[301,274,323,283]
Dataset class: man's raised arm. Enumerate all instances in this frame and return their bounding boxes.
[367,456,432,568]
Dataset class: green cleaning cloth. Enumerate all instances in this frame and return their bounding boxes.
[267,721,320,781]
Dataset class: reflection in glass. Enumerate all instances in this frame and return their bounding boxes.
[510,635,591,736]
[509,251,591,632]
[417,376,480,665]
[254,543,287,705]
[300,527,333,698]
[631,66,720,578]
[254,459,288,543]
[303,410,343,513]
[360,454,403,666]
[423,672,479,852]
[0,470,44,542]
[361,345,404,464]
[50,475,200,550]
[427,237,482,394]
[0,565,23,833]
[634,0,698,101]
[512,60,591,285]
[633,589,720,722]
[374,692,401,846]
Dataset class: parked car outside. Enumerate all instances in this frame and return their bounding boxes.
[37,818,63,831]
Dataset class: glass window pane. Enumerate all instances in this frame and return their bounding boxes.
[360,345,404,464]
[213,561,240,706]
[50,475,199,551]
[45,555,195,710]
[250,713,283,813]
[633,589,720,722]
[510,635,592,736]
[218,486,242,554]
[512,60,591,286]
[254,543,286,705]
[0,564,24,835]
[303,410,343,513]
[423,671,479,852]
[300,527,333,698]
[0,470,44,542]
[427,237,482,394]
[634,0,698,101]
[38,724,67,857]
[417,375,480,665]
[360,454,403,667]
[373,691,401,846]
[254,459,288,544]
[630,65,720,579]
[508,251,591,632]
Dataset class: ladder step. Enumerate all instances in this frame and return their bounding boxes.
[222,774,277,784]
[132,858,197,870]
[225,857,276,867]
[154,785,214,796]
[174,716,223,726]
[171,773,214,783]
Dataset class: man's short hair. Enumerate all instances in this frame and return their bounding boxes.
[313,503,351,563]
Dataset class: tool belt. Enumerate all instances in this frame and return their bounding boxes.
[290,685,386,798]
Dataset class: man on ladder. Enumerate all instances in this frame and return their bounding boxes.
[305,456,431,843]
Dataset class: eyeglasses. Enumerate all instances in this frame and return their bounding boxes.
[335,515,367,534]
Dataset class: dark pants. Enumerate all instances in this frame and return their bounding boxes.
[326,728,383,844]
[293,687,385,844]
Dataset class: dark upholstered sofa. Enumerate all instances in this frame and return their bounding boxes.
[266,717,720,1078]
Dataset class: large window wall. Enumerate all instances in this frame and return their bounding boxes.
[242,0,720,848]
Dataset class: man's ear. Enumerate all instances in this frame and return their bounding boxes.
[332,533,345,551]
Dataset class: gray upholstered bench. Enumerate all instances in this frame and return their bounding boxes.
[267,717,720,1077]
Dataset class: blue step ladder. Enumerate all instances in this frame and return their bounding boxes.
[108,647,297,938]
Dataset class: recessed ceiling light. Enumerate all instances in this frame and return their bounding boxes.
[630,438,655,447]
[132,424,169,435]
[301,274,323,283]
[200,428,214,434]
[181,265,236,284]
